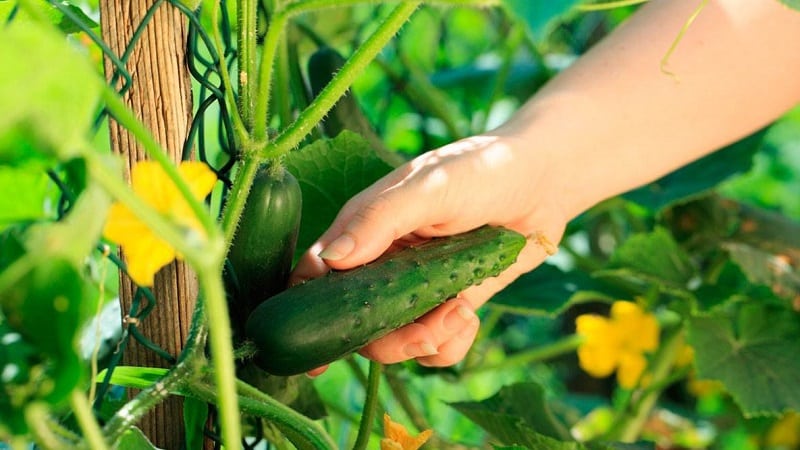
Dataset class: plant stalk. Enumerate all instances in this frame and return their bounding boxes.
[353,361,383,450]
[263,1,422,158]
[70,390,109,450]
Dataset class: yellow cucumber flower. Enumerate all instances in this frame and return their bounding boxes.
[103,161,217,286]
[576,301,660,389]
[381,414,432,450]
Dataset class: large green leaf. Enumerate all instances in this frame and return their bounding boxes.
[491,263,621,316]
[599,227,695,290]
[501,0,579,43]
[285,131,393,256]
[449,382,571,442]
[624,130,766,211]
[0,19,102,164]
[687,304,800,416]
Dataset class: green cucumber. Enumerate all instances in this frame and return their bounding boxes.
[245,226,526,375]
[227,166,302,331]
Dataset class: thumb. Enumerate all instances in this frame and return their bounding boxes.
[316,187,432,270]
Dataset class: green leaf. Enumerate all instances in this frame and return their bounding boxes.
[491,263,621,316]
[0,19,102,163]
[687,304,800,416]
[96,366,170,390]
[0,165,56,228]
[112,427,159,450]
[692,260,782,312]
[501,0,579,43]
[449,382,571,442]
[285,131,393,256]
[624,130,766,211]
[601,227,695,289]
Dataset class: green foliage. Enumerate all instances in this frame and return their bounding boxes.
[687,304,800,417]
[449,382,572,442]
[501,0,580,43]
[286,131,394,255]
[0,18,101,163]
[779,0,800,11]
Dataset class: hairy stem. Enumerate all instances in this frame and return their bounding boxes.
[238,0,258,129]
[198,267,242,450]
[262,1,422,158]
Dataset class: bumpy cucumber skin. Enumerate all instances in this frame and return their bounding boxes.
[245,226,526,375]
[227,166,302,331]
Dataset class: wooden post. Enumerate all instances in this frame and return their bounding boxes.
[99,1,198,448]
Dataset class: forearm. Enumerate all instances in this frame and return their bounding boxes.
[499,0,800,218]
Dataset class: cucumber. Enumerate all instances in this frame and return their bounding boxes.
[245,226,526,375]
[226,166,302,331]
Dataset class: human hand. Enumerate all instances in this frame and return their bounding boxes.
[290,133,570,375]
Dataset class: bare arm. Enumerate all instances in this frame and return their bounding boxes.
[504,0,800,219]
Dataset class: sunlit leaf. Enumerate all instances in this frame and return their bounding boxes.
[286,131,393,256]
[687,304,800,416]
[0,19,102,163]
[96,366,170,390]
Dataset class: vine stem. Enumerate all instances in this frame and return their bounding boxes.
[101,360,196,444]
[353,361,383,450]
[209,0,249,146]
[220,156,260,248]
[263,1,422,159]
[237,0,258,129]
[186,377,338,449]
[197,265,243,450]
[70,390,109,450]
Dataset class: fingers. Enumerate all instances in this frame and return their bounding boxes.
[358,298,480,366]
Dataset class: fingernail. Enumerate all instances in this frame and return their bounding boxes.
[317,234,355,261]
[443,305,474,331]
[404,342,438,358]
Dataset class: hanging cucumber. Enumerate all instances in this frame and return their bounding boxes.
[307,46,405,167]
[245,226,527,375]
[227,165,302,330]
